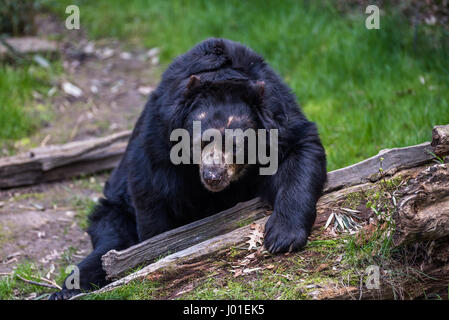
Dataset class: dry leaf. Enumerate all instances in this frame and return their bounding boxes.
[246,223,264,250]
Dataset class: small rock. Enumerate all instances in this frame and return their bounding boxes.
[98,47,114,59]
[33,54,50,68]
[90,85,99,94]
[146,47,160,59]
[62,82,83,98]
[65,211,76,218]
[37,231,46,238]
[120,52,132,60]
[83,42,95,55]
[31,203,45,211]
[151,56,159,65]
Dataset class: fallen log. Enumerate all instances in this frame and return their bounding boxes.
[0,37,58,57]
[102,198,271,279]
[432,125,449,157]
[393,163,449,246]
[0,131,131,189]
[71,216,270,300]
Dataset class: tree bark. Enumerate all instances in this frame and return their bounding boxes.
[0,131,131,189]
[431,125,449,157]
[393,163,449,246]
[101,198,271,279]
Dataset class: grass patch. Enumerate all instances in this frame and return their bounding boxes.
[0,262,55,300]
[46,0,449,170]
[82,279,160,300]
[0,62,59,153]
[70,196,96,230]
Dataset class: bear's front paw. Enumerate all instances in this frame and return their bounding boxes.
[263,215,308,253]
[48,288,81,300]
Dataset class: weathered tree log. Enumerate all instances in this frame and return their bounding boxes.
[72,216,270,300]
[0,131,131,189]
[393,163,449,246]
[324,142,432,192]
[102,197,271,279]
[432,125,449,157]
[0,37,58,57]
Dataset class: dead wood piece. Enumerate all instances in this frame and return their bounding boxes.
[393,163,449,246]
[0,131,131,189]
[325,142,433,192]
[72,216,270,299]
[432,125,449,156]
[0,37,58,57]
[101,197,271,279]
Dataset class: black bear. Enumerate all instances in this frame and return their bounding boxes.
[50,38,327,299]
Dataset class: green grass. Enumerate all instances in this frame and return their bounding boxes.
[45,0,449,170]
[0,62,57,153]
[0,262,56,300]
[71,196,97,230]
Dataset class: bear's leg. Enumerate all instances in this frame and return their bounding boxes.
[49,199,138,300]
[262,122,327,253]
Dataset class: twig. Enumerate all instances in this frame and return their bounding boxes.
[16,274,61,290]
[0,272,12,277]
[39,277,62,290]
[0,35,29,62]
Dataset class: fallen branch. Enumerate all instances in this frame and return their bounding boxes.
[0,130,131,189]
[16,274,61,290]
[0,37,58,57]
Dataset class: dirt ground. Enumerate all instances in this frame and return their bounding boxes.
[0,14,161,289]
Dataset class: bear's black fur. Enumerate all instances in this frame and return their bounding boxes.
[50,38,327,299]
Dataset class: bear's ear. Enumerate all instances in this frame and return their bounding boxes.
[187,75,201,91]
[250,80,265,98]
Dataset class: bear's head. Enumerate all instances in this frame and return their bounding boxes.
[174,75,268,192]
